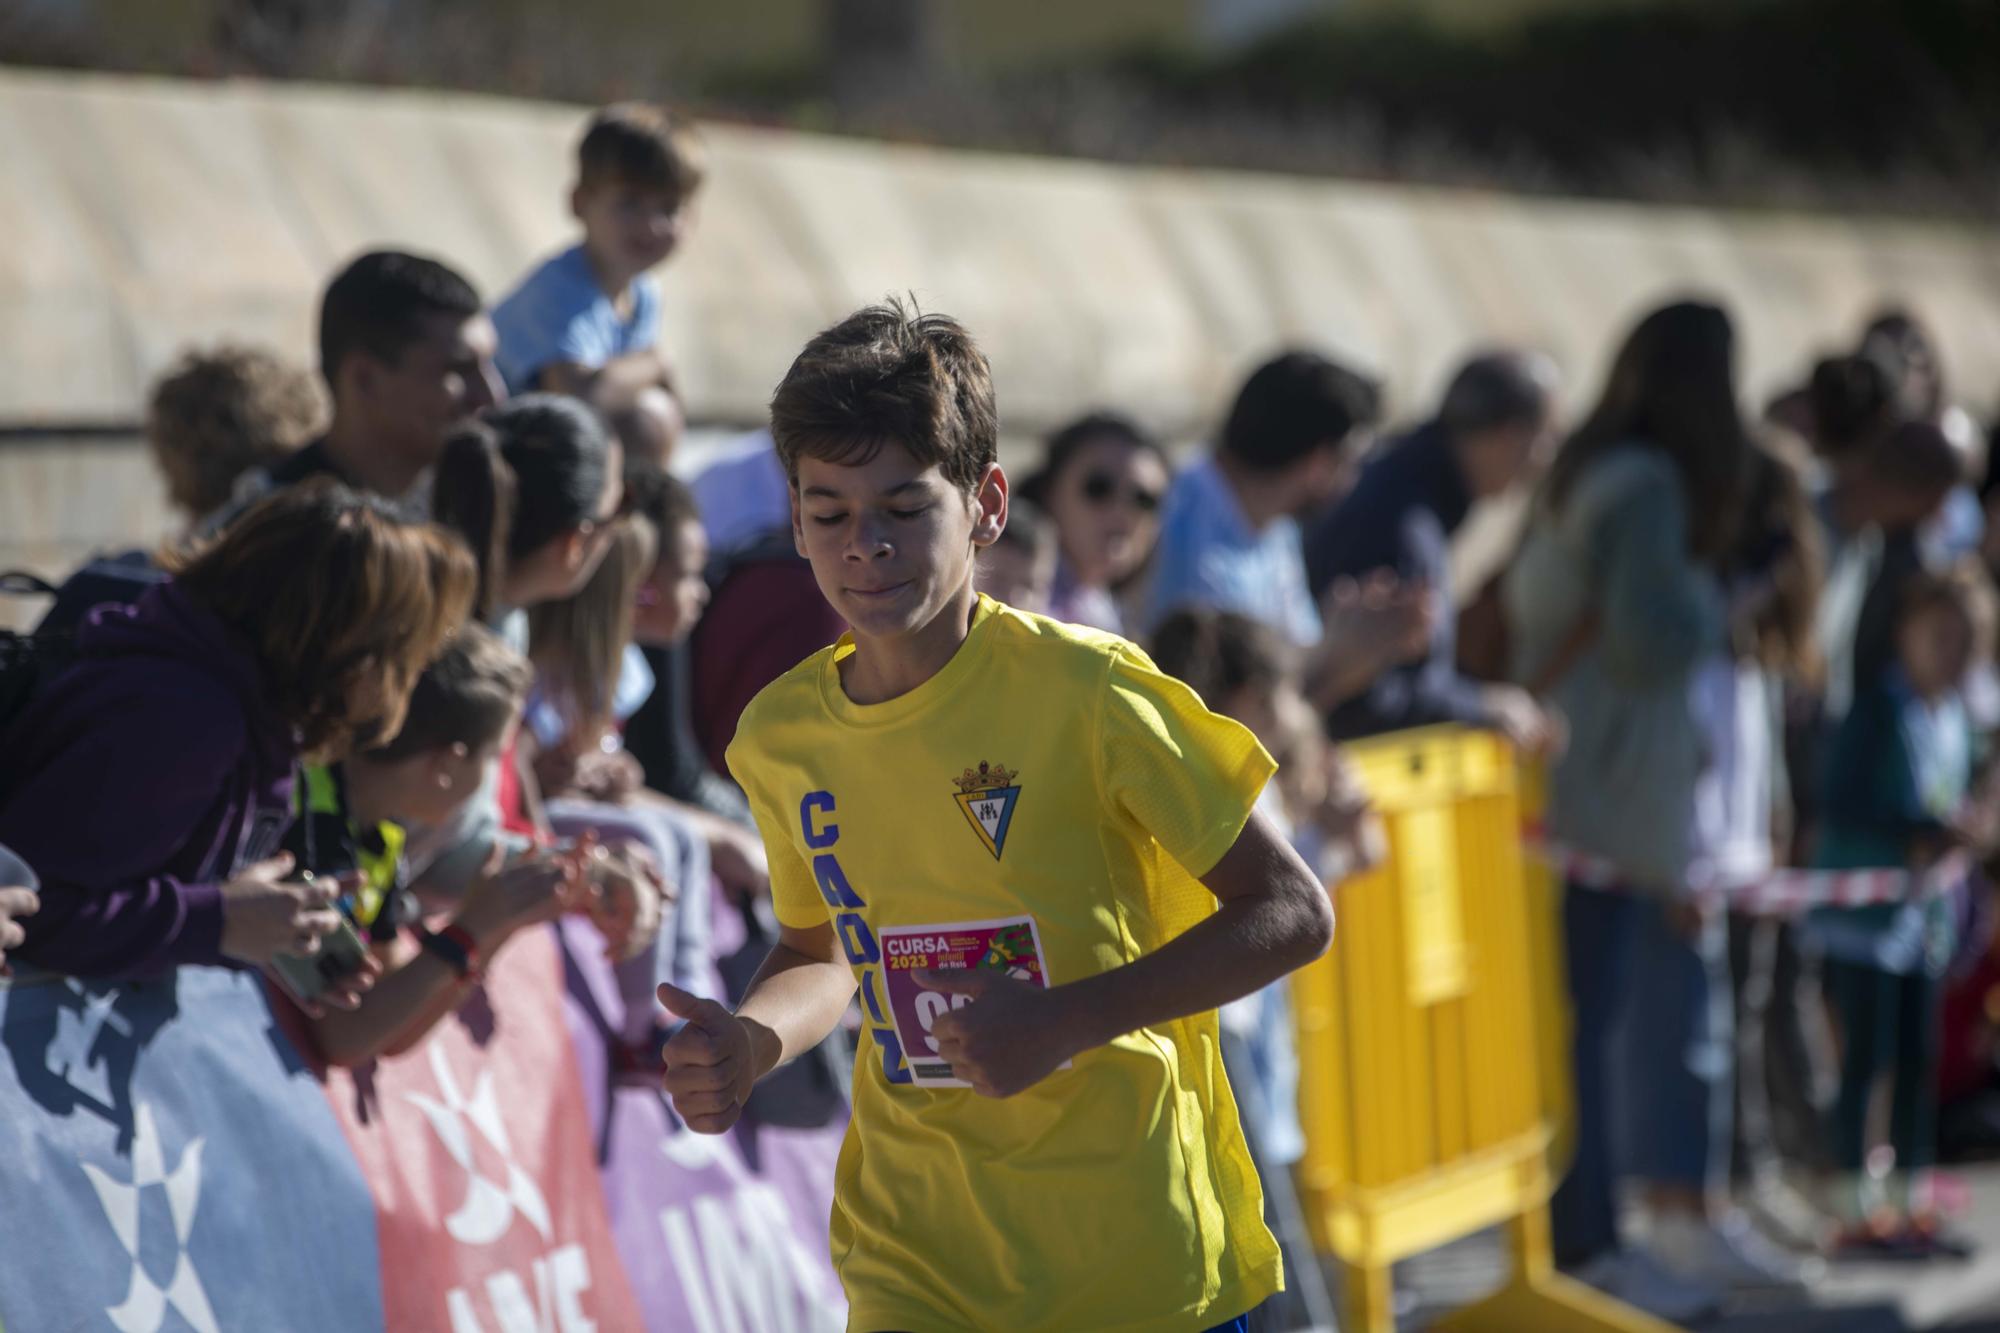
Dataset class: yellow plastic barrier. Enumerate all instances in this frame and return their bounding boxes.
[1292,726,1675,1332]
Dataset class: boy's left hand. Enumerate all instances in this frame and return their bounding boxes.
[915,968,1084,1098]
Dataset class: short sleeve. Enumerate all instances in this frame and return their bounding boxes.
[1097,645,1278,879]
[492,255,617,391]
[726,737,826,933]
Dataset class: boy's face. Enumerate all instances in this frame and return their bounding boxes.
[792,445,1005,642]
[634,517,712,647]
[573,176,689,279]
[1900,604,1974,699]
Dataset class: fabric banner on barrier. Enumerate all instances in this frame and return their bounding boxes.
[0,965,384,1332]
[322,925,645,1333]
[558,915,849,1333]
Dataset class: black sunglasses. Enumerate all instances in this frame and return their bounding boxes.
[1081,471,1163,512]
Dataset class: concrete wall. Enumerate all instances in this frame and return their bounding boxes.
[3,65,1999,600]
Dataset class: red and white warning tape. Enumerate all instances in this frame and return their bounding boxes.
[1524,832,1970,919]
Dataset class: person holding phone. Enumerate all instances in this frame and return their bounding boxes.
[0,481,474,997]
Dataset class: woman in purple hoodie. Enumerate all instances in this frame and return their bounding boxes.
[0,480,476,980]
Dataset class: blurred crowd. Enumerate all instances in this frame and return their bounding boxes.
[5,98,2000,1329]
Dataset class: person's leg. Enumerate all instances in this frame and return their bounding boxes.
[1823,957,1891,1223]
[1888,969,1941,1213]
[1219,1028,1335,1332]
[1619,898,1723,1206]
[1552,884,1642,1268]
[1730,911,1769,1186]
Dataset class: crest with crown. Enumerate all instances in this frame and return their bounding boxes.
[954,761,1017,794]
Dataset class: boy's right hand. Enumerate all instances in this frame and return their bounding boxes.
[219,853,341,965]
[657,982,757,1134]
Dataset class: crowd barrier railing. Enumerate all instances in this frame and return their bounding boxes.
[0,906,846,1333]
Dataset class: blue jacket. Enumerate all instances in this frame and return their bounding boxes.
[1304,421,1487,738]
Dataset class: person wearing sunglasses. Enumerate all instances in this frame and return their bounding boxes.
[1017,411,1172,635]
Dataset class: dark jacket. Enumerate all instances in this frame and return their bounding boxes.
[1304,421,1487,738]
[0,583,298,977]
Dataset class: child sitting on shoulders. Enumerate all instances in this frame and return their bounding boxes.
[491,102,704,464]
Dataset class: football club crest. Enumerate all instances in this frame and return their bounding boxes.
[952,761,1021,860]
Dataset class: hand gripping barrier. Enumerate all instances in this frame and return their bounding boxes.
[1291,726,1677,1333]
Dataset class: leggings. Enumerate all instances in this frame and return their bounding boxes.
[1821,958,1939,1176]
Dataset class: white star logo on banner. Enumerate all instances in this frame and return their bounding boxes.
[404,1040,553,1247]
[80,1101,220,1333]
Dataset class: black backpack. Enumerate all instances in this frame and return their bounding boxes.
[0,556,170,737]
[0,572,67,739]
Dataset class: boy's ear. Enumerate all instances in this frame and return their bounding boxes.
[790,488,809,560]
[970,463,1008,550]
[569,181,589,223]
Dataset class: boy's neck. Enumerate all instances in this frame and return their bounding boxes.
[839,580,981,707]
[581,241,641,304]
[324,411,424,500]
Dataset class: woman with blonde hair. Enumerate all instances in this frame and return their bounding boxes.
[0,479,476,982]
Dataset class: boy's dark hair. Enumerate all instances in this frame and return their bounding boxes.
[624,463,702,549]
[991,498,1054,558]
[1438,350,1556,437]
[369,621,532,761]
[1149,607,1298,709]
[578,102,706,204]
[1867,420,1962,495]
[769,296,998,495]
[1221,350,1381,472]
[319,250,483,384]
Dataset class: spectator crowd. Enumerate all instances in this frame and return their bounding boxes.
[7,96,2000,1329]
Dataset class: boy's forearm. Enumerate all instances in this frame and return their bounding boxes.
[736,943,858,1079]
[1056,885,1331,1054]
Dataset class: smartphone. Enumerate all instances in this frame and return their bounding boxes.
[270,914,372,1006]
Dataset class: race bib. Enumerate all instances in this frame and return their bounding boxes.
[879,916,1057,1088]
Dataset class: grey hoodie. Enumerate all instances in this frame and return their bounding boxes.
[1504,445,1724,895]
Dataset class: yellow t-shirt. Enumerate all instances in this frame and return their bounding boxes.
[727,595,1282,1333]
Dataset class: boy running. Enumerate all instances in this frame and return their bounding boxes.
[658,299,1335,1332]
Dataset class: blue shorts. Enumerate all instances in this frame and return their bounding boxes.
[1203,1317,1250,1333]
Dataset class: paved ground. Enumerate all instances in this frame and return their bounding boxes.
[1357,1164,2000,1331]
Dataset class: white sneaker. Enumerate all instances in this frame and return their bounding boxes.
[1648,1211,1824,1291]
[1572,1247,1723,1325]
